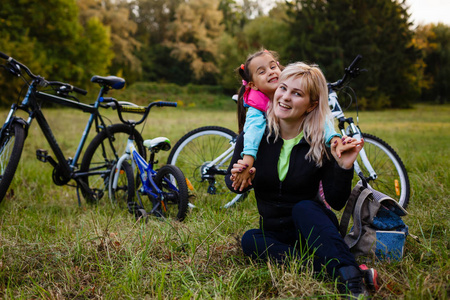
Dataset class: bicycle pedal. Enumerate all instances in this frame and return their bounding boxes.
[36,149,58,167]
[36,149,49,162]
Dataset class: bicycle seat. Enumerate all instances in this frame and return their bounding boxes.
[91,75,125,90]
[143,137,171,152]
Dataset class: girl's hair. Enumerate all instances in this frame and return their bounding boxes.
[235,49,280,133]
[266,62,332,167]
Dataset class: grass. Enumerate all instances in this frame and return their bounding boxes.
[0,103,449,299]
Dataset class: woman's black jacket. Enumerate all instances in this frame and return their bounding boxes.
[225,132,354,232]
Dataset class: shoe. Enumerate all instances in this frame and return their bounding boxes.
[337,265,369,299]
[359,264,380,292]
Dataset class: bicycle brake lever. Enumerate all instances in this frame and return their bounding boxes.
[5,61,22,77]
[36,76,48,87]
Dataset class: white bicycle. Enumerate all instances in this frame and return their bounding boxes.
[168,55,411,209]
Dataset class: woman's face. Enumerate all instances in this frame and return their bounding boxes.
[273,76,317,124]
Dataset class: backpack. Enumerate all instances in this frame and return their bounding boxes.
[338,174,409,261]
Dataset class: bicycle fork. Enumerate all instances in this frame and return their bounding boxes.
[339,119,377,180]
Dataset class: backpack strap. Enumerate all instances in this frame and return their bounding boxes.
[339,184,362,237]
[345,187,372,248]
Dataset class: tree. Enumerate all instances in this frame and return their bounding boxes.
[0,0,113,105]
[132,0,181,44]
[284,0,419,108]
[130,0,188,83]
[241,16,290,59]
[78,0,141,81]
[421,24,450,103]
[215,33,242,92]
[165,0,225,83]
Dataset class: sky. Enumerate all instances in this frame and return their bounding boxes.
[257,0,450,26]
[406,0,450,25]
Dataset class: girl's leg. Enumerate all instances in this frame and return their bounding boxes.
[292,200,359,276]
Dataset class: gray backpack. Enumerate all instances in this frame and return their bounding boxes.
[339,176,408,260]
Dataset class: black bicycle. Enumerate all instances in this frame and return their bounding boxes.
[0,51,145,205]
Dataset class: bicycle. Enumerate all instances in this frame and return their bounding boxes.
[167,55,411,209]
[0,51,145,205]
[105,98,189,221]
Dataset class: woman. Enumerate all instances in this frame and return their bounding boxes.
[226,62,376,298]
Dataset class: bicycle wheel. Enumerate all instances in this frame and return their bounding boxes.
[356,133,410,209]
[80,123,145,204]
[0,122,26,203]
[109,160,134,208]
[167,126,245,208]
[152,164,189,221]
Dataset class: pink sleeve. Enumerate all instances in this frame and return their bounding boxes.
[243,89,270,112]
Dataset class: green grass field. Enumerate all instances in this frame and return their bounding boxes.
[0,104,448,299]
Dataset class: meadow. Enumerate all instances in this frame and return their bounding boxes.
[0,103,448,299]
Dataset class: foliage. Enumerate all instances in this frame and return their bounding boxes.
[164,0,225,83]
[132,0,182,45]
[241,16,290,59]
[215,33,243,92]
[416,23,450,103]
[0,0,448,108]
[115,81,235,110]
[0,0,113,105]
[78,0,141,82]
[284,0,419,108]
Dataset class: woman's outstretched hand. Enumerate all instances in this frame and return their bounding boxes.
[331,136,364,169]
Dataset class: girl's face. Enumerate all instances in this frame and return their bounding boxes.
[248,54,281,98]
[273,76,317,125]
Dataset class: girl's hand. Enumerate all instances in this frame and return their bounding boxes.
[230,159,249,177]
[331,136,364,169]
[231,167,256,191]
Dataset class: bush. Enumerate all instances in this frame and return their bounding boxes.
[116,82,235,111]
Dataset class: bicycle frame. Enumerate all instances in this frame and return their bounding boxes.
[328,89,377,180]
[111,138,179,209]
[1,77,121,198]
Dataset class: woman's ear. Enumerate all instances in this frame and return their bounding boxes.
[307,101,319,113]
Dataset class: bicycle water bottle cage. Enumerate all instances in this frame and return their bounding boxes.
[143,137,171,152]
[91,75,125,90]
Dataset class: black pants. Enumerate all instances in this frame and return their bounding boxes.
[241,200,358,277]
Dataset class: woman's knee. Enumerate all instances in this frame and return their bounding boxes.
[292,200,319,218]
[241,229,263,257]
[292,200,339,231]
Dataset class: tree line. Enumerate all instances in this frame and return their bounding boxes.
[0,0,448,108]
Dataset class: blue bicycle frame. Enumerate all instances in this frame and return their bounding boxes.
[110,138,180,210]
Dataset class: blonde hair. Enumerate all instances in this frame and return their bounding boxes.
[266,62,332,166]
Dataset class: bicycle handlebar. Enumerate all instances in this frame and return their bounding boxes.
[328,55,363,89]
[101,98,177,125]
[0,51,10,60]
[347,54,362,70]
[0,51,87,96]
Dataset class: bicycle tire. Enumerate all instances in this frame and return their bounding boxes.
[109,160,135,208]
[167,126,245,208]
[153,164,189,221]
[80,123,145,204]
[0,122,26,204]
[356,133,410,209]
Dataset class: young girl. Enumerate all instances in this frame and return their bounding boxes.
[232,49,343,191]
